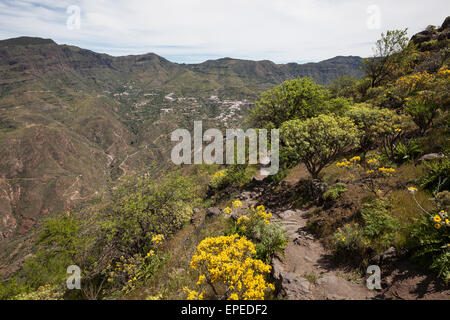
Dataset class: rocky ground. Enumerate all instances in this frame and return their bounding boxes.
[232,169,450,300]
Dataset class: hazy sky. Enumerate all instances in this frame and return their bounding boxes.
[0,0,448,63]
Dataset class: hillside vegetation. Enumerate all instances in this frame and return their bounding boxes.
[0,17,449,300]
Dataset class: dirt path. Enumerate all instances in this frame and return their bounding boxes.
[271,208,375,300]
[237,186,375,300]
[236,165,449,300]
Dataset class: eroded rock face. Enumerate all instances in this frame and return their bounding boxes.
[0,179,17,240]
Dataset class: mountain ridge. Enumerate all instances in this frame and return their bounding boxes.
[0,36,364,248]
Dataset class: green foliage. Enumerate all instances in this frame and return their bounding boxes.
[360,200,401,253]
[345,104,403,157]
[404,96,439,135]
[333,223,364,253]
[247,77,330,128]
[323,183,347,201]
[362,29,410,87]
[0,277,27,300]
[281,114,359,178]
[409,212,450,283]
[102,171,199,254]
[231,205,288,264]
[13,284,64,300]
[333,200,400,257]
[18,214,81,290]
[419,157,450,194]
[328,74,358,99]
[208,165,254,191]
[393,139,423,164]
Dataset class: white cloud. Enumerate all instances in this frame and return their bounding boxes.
[0,0,448,63]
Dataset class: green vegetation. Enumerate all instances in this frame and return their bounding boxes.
[323,183,347,201]
[244,22,449,283]
[281,114,359,178]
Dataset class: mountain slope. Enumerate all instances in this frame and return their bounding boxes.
[0,36,363,242]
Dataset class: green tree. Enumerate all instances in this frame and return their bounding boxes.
[247,77,330,128]
[363,29,410,88]
[280,114,359,179]
[345,103,405,161]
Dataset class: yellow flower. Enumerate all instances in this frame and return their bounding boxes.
[232,200,243,208]
[433,215,442,223]
[228,293,239,300]
[407,186,418,194]
[435,223,441,229]
[223,207,232,214]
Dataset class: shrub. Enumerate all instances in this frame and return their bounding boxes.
[393,139,423,164]
[419,157,450,195]
[185,234,275,300]
[345,104,406,160]
[104,248,167,293]
[209,170,227,189]
[336,156,397,197]
[281,114,359,179]
[208,165,254,191]
[323,183,347,201]
[360,200,401,253]
[13,284,64,300]
[333,223,365,253]
[404,95,439,135]
[102,171,199,254]
[18,214,82,290]
[247,77,330,128]
[333,200,400,258]
[233,204,288,263]
[410,210,450,283]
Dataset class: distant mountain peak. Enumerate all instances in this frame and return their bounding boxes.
[0,36,56,46]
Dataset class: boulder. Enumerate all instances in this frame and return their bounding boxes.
[417,153,444,163]
[205,207,221,218]
[277,271,311,299]
[309,179,328,201]
[438,16,450,31]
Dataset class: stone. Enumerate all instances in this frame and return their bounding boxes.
[278,210,296,219]
[205,207,221,218]
[417,153,444,163]
[381,246,397,263]
[278,271,311,299]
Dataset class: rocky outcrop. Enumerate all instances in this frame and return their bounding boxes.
[411,16,450,46]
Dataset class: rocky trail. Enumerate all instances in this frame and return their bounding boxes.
[233,171,449,300]
[236,183,375,300]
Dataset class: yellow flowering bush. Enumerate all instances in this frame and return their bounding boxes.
[151,234,165,245]
[105,234,165,292]
[394,66,449,135]
[336,156,397,197]
[333,223,365,252]
[186,234,274,300]
[209,170,227,189]
[14,284,64,300]
[230,204,287,263]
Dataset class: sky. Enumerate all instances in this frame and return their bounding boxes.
[0,0,448,64]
